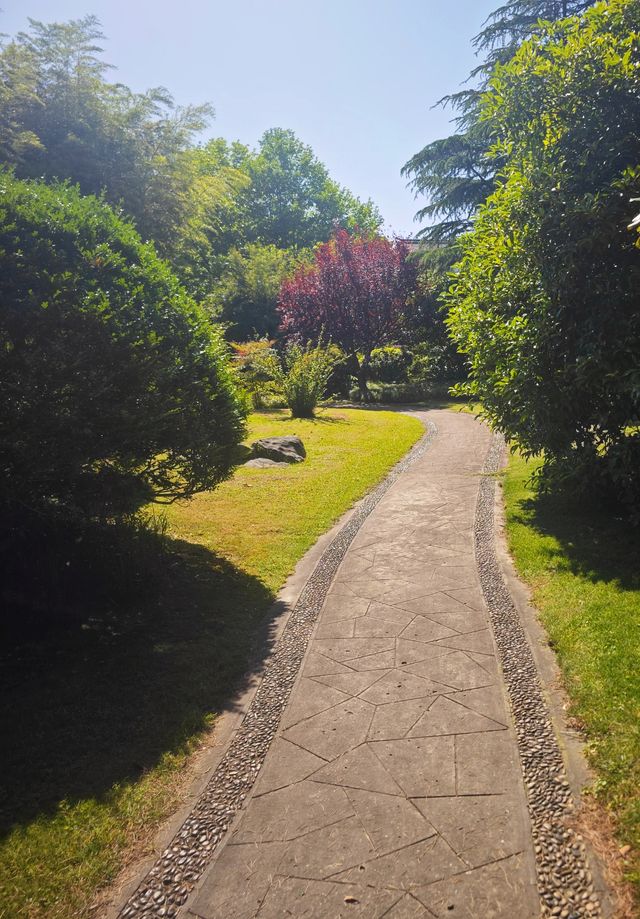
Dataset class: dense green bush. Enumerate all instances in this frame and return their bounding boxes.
[0,173,247,522]
[324,346,355,399]
[406,343,434,386]
[408,268,468,384]
[349,382,436,404]
[368,346,410,383]
[216,244,304,340]
[404,339,465,387]
[446,0,640,513]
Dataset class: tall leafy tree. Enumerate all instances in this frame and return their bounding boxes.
[215,243,305,340]
[237,128,382,248]
[278,230,417,399]
[170,142,251,300]
[170,131,382,312]
[0,16,384,321]
[475,0,593,59]
[0,33,41,162]
[0,16,212,249]
[446,0,640,511]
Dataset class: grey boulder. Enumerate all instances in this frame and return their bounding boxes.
[244,457,290,468]
[250,436,306,464]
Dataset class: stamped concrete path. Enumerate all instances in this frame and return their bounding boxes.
[185,410,542,919]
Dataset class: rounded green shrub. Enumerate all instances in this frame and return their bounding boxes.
[0,172,247,521]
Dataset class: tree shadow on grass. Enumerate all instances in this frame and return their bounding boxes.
[331,398,471,412]
[274,413,349,425]
[248,408,350,425]
[510,486,640,592]
[0,526,278,836]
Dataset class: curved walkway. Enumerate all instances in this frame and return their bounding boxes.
[190,410,535,918]
[121,410,605,919]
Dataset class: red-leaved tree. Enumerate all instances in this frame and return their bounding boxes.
[278,229,417,400]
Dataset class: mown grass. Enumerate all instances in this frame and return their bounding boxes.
[503,452,640,900]
[0,407,423,919]
[168,408,424,591]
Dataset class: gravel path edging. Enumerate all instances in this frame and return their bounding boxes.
[476,432,605,919]
[117,421,438,919]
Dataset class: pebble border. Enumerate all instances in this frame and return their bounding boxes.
[476,432,602,919]
[119,421,438,919]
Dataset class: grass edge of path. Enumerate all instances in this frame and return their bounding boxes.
[502,450,640,910]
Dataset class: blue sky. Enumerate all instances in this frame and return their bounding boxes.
[2,1,498,235]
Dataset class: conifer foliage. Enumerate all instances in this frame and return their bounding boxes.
[403,0,597,246]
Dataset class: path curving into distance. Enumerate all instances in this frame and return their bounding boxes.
[119,410,607,919]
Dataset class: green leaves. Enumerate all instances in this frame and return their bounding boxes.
[0,16,213,254]
[0,17,382,316]
[231,128,382,250]
[0,173,247,521]
[446,0,640,512]
[214,243,307,340]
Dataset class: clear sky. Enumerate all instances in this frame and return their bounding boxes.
[1,0,498,236]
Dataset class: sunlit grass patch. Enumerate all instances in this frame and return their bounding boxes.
[167,408,424,590]
[503,452,640,901]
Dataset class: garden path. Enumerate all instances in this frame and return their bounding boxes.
[185,410,541,918]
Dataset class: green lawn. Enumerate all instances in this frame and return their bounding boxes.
[0,407,423,919]
[167,408,424,591]
[503,452,640,900]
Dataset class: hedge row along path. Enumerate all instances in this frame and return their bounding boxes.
[119,410,611,919]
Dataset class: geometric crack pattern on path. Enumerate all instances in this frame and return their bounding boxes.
[119,418,438,919]
[186,411,542,919]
